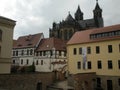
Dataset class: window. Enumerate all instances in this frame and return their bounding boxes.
[43,51,46,56]
[88,61,91,69]
[41,60,43,65]
[107,80,113,90]
[119,44,120,52]
[96,46,100,54]
[13,60,15,64]
[87,47,91,54]
[36,60,39,65]
[59,51,61,56]
[64,51,66,56]
[98,61,102,69]
[13,51,15,56]
[21,59,23,65]
[118,60,120,69]
[0,30,2,41]
[21,50,24,56]
[0,46,1,55]
[40,51,42,56]
[73,48,77,55]
[108,60,113,69]
[118,78,120,86]
[77,61,81,69]
[30,49,33,55]
[108,45,112,53]
[26,59,29,64]
[27,49,29,55]
[79,48,82,54]
[16,51,18,56]
[36,52,39,56]
[96,78,101,87]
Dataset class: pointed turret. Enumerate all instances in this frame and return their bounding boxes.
[93,0,104,27]
[93,0,102,18]
[75,5,84,21]
[65,12,74,22]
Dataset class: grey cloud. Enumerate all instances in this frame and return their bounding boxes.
[1,0,120,39]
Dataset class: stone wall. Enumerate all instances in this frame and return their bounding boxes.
[97,75,120,90]
[0,72,55,90]
[68,72,96,90]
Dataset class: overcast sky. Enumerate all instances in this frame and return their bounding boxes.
[0,0,120,39]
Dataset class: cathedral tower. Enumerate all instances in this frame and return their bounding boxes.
[75,5,84,21]
[93,0,104,27]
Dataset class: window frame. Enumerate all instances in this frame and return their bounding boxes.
[88,61,91,69]
[96,46,100,54]
[0,30,2,41]
[108,60,113,69]
[108,45,113,53]
[73,48,77,55]
[87,47,91,54]
[98,61,102,69]
[77,61,81,69]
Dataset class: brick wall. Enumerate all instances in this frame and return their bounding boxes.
[0,72,55,90]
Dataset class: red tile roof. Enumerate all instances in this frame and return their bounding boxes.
[67,24,120,45]
[36,37,66,51]
[13,33,43,48]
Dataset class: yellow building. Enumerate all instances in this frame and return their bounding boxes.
[67,24,120,90]
[0,16,16,74]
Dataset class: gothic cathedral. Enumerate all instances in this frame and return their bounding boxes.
[49,0,104,40]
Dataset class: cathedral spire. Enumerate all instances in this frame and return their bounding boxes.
[75,5,83,21]
[93,0,102,18]
[93,0,104,27]
[95,0,101,10]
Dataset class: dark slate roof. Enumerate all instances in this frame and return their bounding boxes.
[65,13,74,22]
[78,19,96,28]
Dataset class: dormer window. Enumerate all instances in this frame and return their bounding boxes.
[25,35,32,41]
[28,43,32,46]
[18,44,22,47]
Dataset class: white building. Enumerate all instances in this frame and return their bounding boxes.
[12,35,67,72]
[35,37,67,72]
[12,33,44,66]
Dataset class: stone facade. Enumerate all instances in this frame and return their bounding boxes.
[0,72,55,90]
[68,73,96,90]
[49,1,104,40]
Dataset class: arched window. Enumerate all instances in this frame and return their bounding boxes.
[0,30,2,41]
